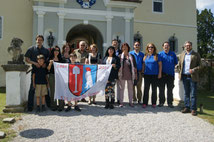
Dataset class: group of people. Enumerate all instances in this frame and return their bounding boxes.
[25,35,201,116]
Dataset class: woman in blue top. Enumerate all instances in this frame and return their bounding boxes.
[142,43,162,108]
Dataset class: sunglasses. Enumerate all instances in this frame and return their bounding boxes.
[135,44,140,47]
[148,46,154,48]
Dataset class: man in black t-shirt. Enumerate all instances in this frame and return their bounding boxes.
[25,35,50,111]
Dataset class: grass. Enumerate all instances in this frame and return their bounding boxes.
[0,87,22,142]
[197,89,214,125]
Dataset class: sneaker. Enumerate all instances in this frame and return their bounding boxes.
[119,104,123,107]
[158,103,164,107]
[142,104,146,108]
[152,104,156,108]
[74,106,81,111]
[42,105,46,112]
[191,110,197,116]
[36,106,40,113]
[65,106,71,112]
[168,104,174,108]
[181,108,191,113]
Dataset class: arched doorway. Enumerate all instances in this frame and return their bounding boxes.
[66,24,104,55]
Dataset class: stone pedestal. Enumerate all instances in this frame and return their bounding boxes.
[173,72,184,101]
[1,64,29,113]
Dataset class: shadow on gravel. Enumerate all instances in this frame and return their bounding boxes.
[20,128,54,139]
[29,101,181,117]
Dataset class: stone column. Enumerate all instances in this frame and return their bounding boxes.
[36,11,46,35]
[57,12,66,48]
[124,17,131,46]
[1,64,29,113]
[106,15,113,47]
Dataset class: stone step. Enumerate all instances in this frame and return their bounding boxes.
[0,131,6,139]
[2,118,15,123]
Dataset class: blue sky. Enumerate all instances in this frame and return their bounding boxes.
[196,0,214,13]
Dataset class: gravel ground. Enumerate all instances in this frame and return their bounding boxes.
[11,89,214,142]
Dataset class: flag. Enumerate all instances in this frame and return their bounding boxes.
[54,62,112,101]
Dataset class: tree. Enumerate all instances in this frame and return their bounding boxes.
[197,9,214,58]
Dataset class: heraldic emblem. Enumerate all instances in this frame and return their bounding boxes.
[77,0,96,8]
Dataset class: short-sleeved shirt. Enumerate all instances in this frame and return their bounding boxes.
[74,49,88,63]
[25,46,50,69]
[129,50,144,71]
[32,67,47,84]
[159,50,178,76]
[144,54,161,75]
[87,53,102,64]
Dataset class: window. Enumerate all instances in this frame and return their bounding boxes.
[153,0,163,13]
[168,35,178,53]
[0,16,2,40]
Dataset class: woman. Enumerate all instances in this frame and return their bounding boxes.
[103,46,121,109]
[62,43,73,63]
[85,44,102,105]
[47,46,64,111]
[118,43,137,107]
[142,43,162,108]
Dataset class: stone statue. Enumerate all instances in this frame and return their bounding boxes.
[7,38,24,64]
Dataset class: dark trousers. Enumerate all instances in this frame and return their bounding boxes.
[143,75,158,105]
[158,74,175,105]
[27,73,50,110]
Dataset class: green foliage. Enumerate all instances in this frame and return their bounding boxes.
[197,9,214,57]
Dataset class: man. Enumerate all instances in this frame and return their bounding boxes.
[130,41,144,104]
[74,41,88,63]
[112,39,122,56]
[158,41,178,108]
[178,41,201,116]
[111,39,121,104]
[25,35,50,111]
[74,40,88,102]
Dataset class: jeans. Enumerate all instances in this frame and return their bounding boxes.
[182,75,197,111]
[158,74,174,105]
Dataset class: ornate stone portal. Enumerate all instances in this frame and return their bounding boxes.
[1,38,29,113]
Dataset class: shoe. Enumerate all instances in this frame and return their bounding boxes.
[142,104,146,108]
[129,103,134,107]
[36,106,40,113]
[81,98,87,102]
[51,108,57,111]
[138,101,141,104]
[92,102,97,105]
[152,104,156,108]
[117,100,120,105]
[74,106,81,111]
[65,106,71,112]
[168,104,174,108]
[191,110,197,116]
[181,108,191,113]
[88,101,92,105]
[42,105,46,112]
[119,104,123,107]
[28,107,33,112]
[158,103,164,107]
[58,108,63,112]
[109,104,114,109]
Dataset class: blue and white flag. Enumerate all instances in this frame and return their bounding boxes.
[54,62,112,101]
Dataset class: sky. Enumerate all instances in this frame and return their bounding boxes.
[196,0,214,13]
